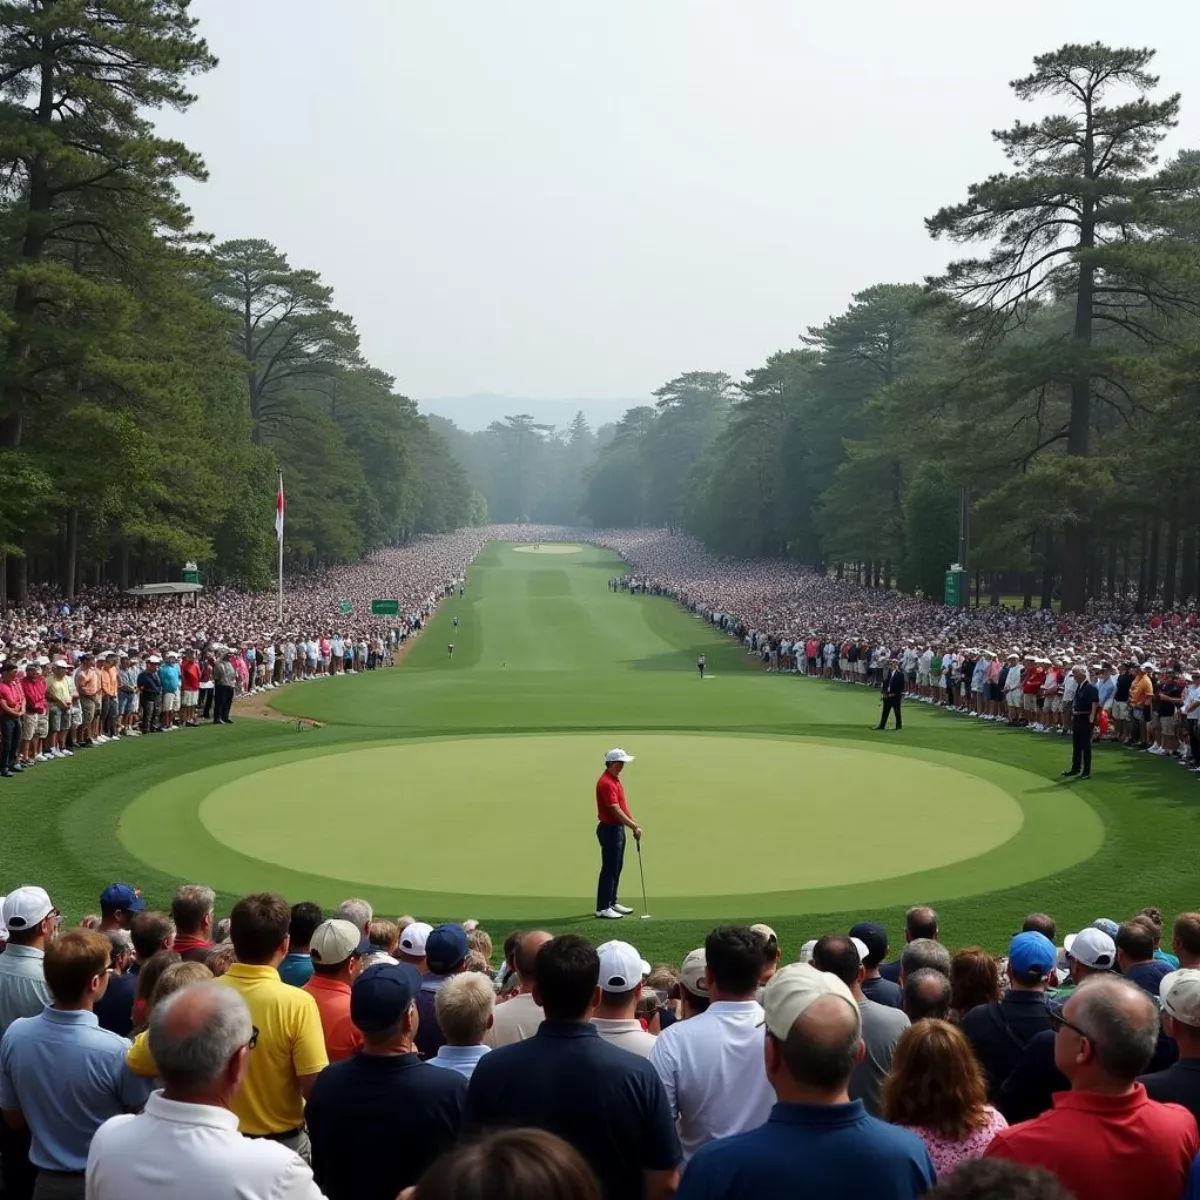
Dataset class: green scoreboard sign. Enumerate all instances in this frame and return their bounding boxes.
[944,569,964,607]
[370,599,399,616]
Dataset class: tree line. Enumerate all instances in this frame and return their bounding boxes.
[0,1,477,602]
[581,44,1200,613]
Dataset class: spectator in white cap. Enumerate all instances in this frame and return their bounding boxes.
[675,964,935,1200]
[1141,969,1200,1121]
[46,659,73,757]
[157,651,181,732]
[19,659,48,766]
[0,887,57,1035]
[86,983,323,1200]
[488,930,552,1048]
[811,934,910,1117]
[650,927,774,1163]
[430,972,495,1080]
[674,948,710,1020]
[1049,927,1116,1002]
[303,919,370,1063]
[137,655,163,735]
[398,920,433,972]
[592,940,656,1057]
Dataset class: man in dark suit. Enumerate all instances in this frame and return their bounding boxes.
[877,658,905,730]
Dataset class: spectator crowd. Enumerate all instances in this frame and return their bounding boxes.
[2,882,1200,1200]
[0,533,483,775]
[8,525,1200,1196]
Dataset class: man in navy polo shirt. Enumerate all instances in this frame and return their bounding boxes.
[676,963,934,1199]
[466,933,680,1200]
[878,907,939,984]
[961,931,1055,1103]
[414,924,469,1059]
[306,962,465,1200]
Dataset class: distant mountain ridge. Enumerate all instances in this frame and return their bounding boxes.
[417,392,645,433]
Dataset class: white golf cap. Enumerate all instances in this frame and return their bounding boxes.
[52,659,68,669]
[1161,970,1200,1027]
[2,886,54,932]
[148,654,162,664]
[1063,927,1115,970]
[850,937,870,964]
[398,921,432,957]
[763,963,861,1039]
[604,748,634,764]
[679,948,708,996]
[798,938,818,964]
[597,940,650,992]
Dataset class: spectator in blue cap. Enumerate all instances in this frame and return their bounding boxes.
[850,922,902,1009]
[98,884,146,933]
[415,924,469,1060]
[960,933,1056,1104]
[307,962,465,1200]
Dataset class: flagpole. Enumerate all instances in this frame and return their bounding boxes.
[277,470,284,625]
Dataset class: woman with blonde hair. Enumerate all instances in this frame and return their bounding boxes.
[882,1019,1007,1174]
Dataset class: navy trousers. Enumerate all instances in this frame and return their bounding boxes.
[596,823,626,911]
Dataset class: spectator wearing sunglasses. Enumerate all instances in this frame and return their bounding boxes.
[987,975,1198,1200]
[86,983,322,1200]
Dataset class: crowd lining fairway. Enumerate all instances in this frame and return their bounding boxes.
[13,539,1200,962]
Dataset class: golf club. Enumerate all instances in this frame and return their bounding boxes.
[636,838,651,919]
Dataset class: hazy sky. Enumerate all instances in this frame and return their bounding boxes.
[160,1,1200,402]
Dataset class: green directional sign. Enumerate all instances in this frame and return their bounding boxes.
[339,600,352,614]
[370,599,399,616]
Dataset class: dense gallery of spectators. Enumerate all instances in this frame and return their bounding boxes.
[0,533,485,775]
[2,885,1200,1199]
[6,525,1200,1196]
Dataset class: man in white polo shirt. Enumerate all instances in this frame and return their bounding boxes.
[592,940,656,1058]
[87,983,321,1200]
[649,927,774,1162]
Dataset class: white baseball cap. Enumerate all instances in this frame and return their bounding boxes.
[604,748,634,764]
[799,938,818,964]
[850,937,870,964]
[763,963,861,1039]
[1161,970,1200,1027]
[399,921,433,957]
[2,886,54,932]
[1064,927,1116,970]
[679,948,708,996]
[597,940,650,992]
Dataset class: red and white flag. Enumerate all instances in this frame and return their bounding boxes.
[275,474,285,543]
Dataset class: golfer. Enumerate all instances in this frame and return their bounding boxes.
[595,748,641,920]
[697,653,706,679]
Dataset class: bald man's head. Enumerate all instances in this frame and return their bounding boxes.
[771,992,861,1090]
[149,983,253,1092]
[515,931,553,980]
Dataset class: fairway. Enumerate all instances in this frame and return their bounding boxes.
[107,541,1111,926]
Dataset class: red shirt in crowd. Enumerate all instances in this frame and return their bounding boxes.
[0,679,25,716]
[180,661,201,691]
[20,676,47,714]
[596,770,631,825]
[1022,666,1046,696]
[985,1084,1198,1200]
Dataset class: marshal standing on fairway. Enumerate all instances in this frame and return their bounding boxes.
[596,748,642,920]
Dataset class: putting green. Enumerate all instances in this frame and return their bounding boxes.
[511,543,582,554]
[117,729,1101,919]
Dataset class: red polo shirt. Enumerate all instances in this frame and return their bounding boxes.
[986,1084,1198,1200]
[596,771,631,825]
